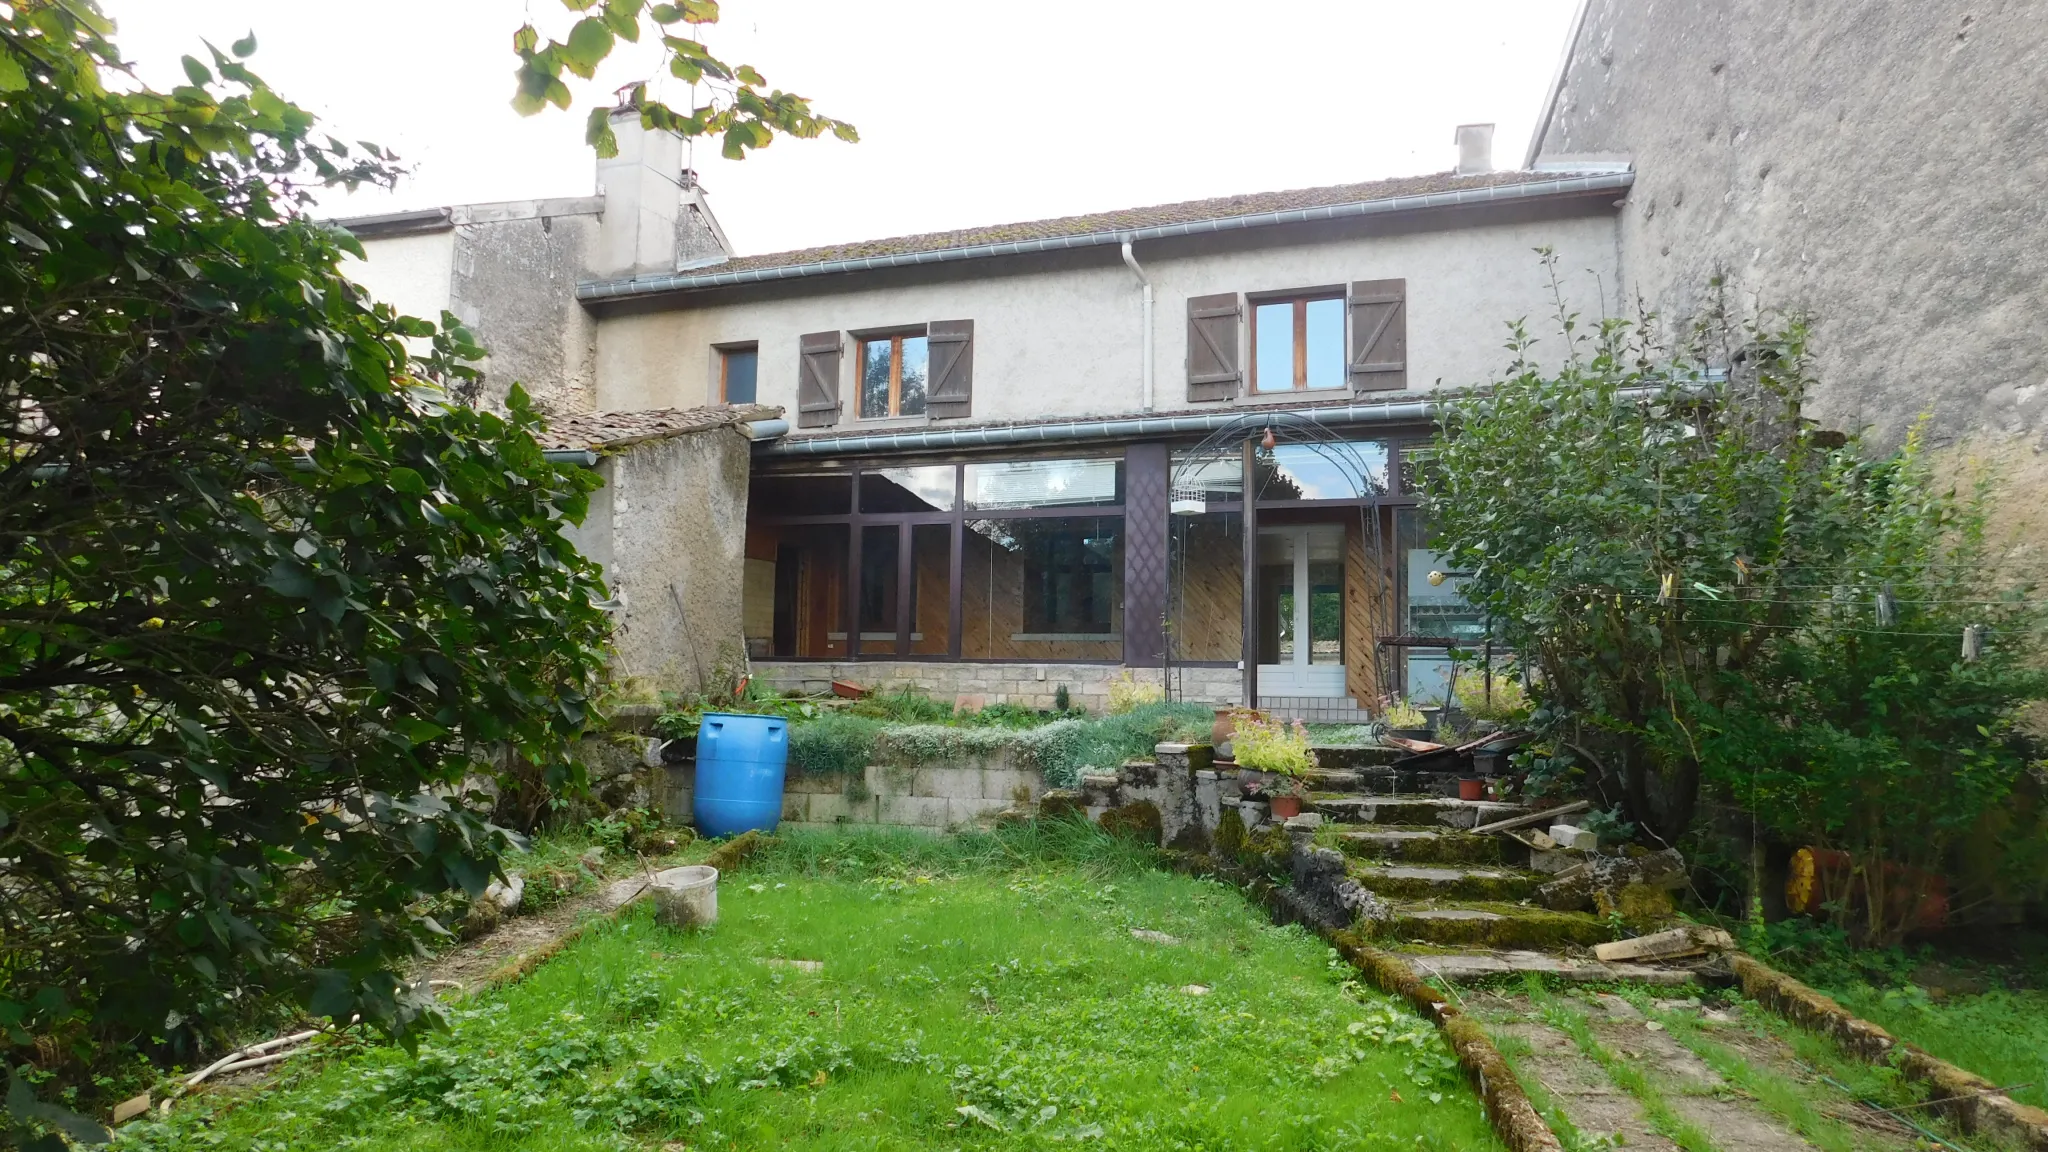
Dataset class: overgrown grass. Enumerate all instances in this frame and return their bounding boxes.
[119,827,1505,1151]
[1524,979,1719,1152]
[1823,985,2048,1110]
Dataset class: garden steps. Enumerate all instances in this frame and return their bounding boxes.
[1376,900,1613,950]
[1348,861,1542,902]
[1392,949,1702,986]
[1337,827,1511,866]
[1311,795,1526,829]
[1305,745,1404,771]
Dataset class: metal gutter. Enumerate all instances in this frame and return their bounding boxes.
[28,447,600,480]
[757,378,1708,459]
[757,397,1443,458]
[578,171,1636,303]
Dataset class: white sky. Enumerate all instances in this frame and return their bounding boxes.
[103,0,1582,258]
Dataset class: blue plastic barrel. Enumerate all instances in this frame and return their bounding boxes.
[693,712,790,838]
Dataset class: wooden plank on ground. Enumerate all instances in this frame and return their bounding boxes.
[1472,799,1590,836]
[1593,925,1735,963]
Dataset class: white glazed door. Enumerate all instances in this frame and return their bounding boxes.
[1257,527,1347,698]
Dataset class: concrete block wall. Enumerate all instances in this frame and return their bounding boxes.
[753,661,1244,711]
[663,755,1045,834]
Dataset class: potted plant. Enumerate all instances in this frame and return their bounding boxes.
[1382,700,1432,742]
[1232,713,1316,818]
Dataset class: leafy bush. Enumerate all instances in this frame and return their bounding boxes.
[848,685,957,724]
[1449,666,1529,725]
[1427,259,2048,941]
[1106,670,1165,714]
[787,713,885,776]
[0,10,612,1064]
[957,702,1057,729]
[1382,701,1427,729]
[1231,714,1316,778]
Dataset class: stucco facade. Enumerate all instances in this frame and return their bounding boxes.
[1530,0,2048,459]
[590,205,1621,423]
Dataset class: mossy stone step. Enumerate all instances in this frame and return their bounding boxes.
[1376,902,1612,950]
[1349,862,1540,902]
[1310,796,1526,828]
[1309,745,1404,770]
[1338,828,1509,865]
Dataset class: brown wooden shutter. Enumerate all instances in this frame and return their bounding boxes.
[926,319,973,420]
[1348,279,1407,392]
[1185,292,1241,402]
[796,331,842,427]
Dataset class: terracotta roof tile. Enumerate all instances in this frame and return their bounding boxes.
[717,169,1564,274]
[539,404,781,450]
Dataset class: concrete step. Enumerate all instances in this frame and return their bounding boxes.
[1310,795,1526,829]
[1308,745,1404,770]
[1394,950,1703,986]
[1349,862,1541,902]
[1377,902,1612,950]
[1338,828,1511,866]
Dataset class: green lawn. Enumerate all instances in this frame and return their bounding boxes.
[1825,984,2048,1110]
[118,826,1503,1151]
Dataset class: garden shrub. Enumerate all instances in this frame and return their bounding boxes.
[0,8,612,1068]
[1428,258,2048,943]
[1106,669,1164,714]
[848,685,957,724]
[786,713,884,776]
[1231,713,1316,778]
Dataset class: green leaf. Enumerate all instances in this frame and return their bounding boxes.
[386,465,427,495]
[308,969,355,1019]
[6,222,48,252]
[512,23,539,54]
[231,31,257,57]
[0,53,26,92]
[181,54,212,86]
[563,17,614,73]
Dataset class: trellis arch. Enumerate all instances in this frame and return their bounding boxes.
[1165,412,1396,707]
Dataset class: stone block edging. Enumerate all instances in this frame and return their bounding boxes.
[1730,953,2048,1151]
[1166,852,1563,1152]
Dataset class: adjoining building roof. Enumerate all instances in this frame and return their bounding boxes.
[578,166,1635,303]
[727,169,1564,273]
[539,404,781,451]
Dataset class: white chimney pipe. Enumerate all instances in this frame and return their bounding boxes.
[595,104,688,278]
[1454,123,1496,175]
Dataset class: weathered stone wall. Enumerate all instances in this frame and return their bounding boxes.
[1532,1,2048,483]
[448,205,602,418]
[663,754,1042,833]
[565,428,752,696]
[752,660,1243,712]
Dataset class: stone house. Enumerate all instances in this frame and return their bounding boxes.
[340,101,1634,717]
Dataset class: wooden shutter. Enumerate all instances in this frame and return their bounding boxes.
[796,331,842,428]
[926,319,973,420]
[1348,279,1407,392]
[1185,292,1241,402]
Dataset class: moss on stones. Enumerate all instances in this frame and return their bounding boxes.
[1214,805,1247,856]
[704,829,773,873]
[1377,902,1612,950]
[1097,800,1163,845]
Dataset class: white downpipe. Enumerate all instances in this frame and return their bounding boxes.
[1120,240,1155,412]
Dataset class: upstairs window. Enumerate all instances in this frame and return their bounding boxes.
[1252,293,1345,392]
[858,331,929,419]
[719,344,758,404]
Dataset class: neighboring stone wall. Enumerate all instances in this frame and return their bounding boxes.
[752,661,1243,711]
[448,204,602,418]
[1532,1,2048,468]
[663,754,1043,833]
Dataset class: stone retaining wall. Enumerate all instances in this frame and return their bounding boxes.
[753,661,1242,712]
[663,753,1044,833]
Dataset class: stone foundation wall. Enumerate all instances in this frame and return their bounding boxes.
[753,661,1243,712]
[663,753,1044,833]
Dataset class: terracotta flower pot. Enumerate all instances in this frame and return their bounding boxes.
[1269,795,1302,819]
[1457,777,1485,802]
[1211,706,1237,748]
